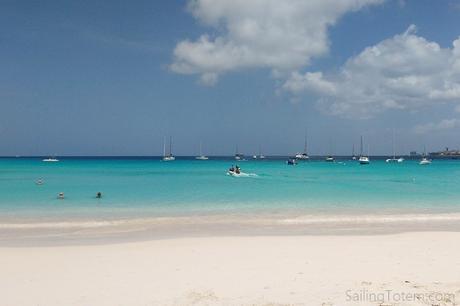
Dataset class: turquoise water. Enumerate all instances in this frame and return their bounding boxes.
[1,157,460,220]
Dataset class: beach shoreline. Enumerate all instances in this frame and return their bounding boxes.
[1,232,459,306]
[3,210,460,246]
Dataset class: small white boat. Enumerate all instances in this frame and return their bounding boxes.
[386,158,404,163]
[43,157,59,162]
[419,157,432,165]
[419,157,431,165]
[162,136,175,161]
[287,158,297,165]
[295,153,309,160]
[325,156,334,162]
[195,142,209,160]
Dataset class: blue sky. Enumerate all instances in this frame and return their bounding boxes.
[1,0,460,156]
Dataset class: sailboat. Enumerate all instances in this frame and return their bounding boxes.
[358,136,370,165]
[195,142,209,160]
[352,144,357,160]
[253,145,265,159]
[325,138,334,162]
[295,131,309,160]
[386,130,404,163]
[162,136,175,161]
[419,146,432,165]
[234,145,244,160]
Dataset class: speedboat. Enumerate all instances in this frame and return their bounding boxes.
[419,157,432,165]
[359,156,370,164]
[325,156,334,162]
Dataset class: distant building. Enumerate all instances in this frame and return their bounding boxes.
[430,148,460,158]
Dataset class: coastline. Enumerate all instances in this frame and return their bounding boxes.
[3,210,460,246]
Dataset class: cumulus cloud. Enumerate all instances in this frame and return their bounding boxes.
[283,25,460,118]
[413,118,460,134]
[171,0,383,83]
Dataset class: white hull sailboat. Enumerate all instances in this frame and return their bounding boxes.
[419,146,431,165]
[234,144,244,160]
[195,142,209,160]
[253,145,265,159]
[162,136,175,161]
[359,136,370,165]
[386,130,404,163]
[295,131,309,160]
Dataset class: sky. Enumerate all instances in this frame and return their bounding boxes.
[1,0,460,156]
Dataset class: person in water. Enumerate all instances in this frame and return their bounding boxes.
[58,192,65,199]
[96,192,102,199]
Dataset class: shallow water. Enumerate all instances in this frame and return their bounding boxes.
[1,157,460,221]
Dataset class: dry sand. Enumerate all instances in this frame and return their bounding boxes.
[1,232,459,305]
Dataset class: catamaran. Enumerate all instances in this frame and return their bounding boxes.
[162,136,175,161]
[195,142,209,160]
[386,130,404,163]
[295,131,309,160]
[358,136,370,165]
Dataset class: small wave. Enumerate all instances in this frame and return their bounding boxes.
[279,213,460,225]
[0,220,128,229]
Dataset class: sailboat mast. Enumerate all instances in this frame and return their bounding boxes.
[169,136,172,156]
[360,136,363,156]
[200,141,203,156]
[392,129,396,159]
[163,136,166,157]
[304,129,308,154]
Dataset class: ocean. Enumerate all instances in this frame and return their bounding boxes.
[1,156,460,220]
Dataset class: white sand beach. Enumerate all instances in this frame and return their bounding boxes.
[1,232,459,306]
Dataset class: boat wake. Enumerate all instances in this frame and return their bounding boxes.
[226,171,258,178]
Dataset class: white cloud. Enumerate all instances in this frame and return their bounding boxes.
[283,25,460,118]
[413,118,460,134]
[171,0,383,83]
